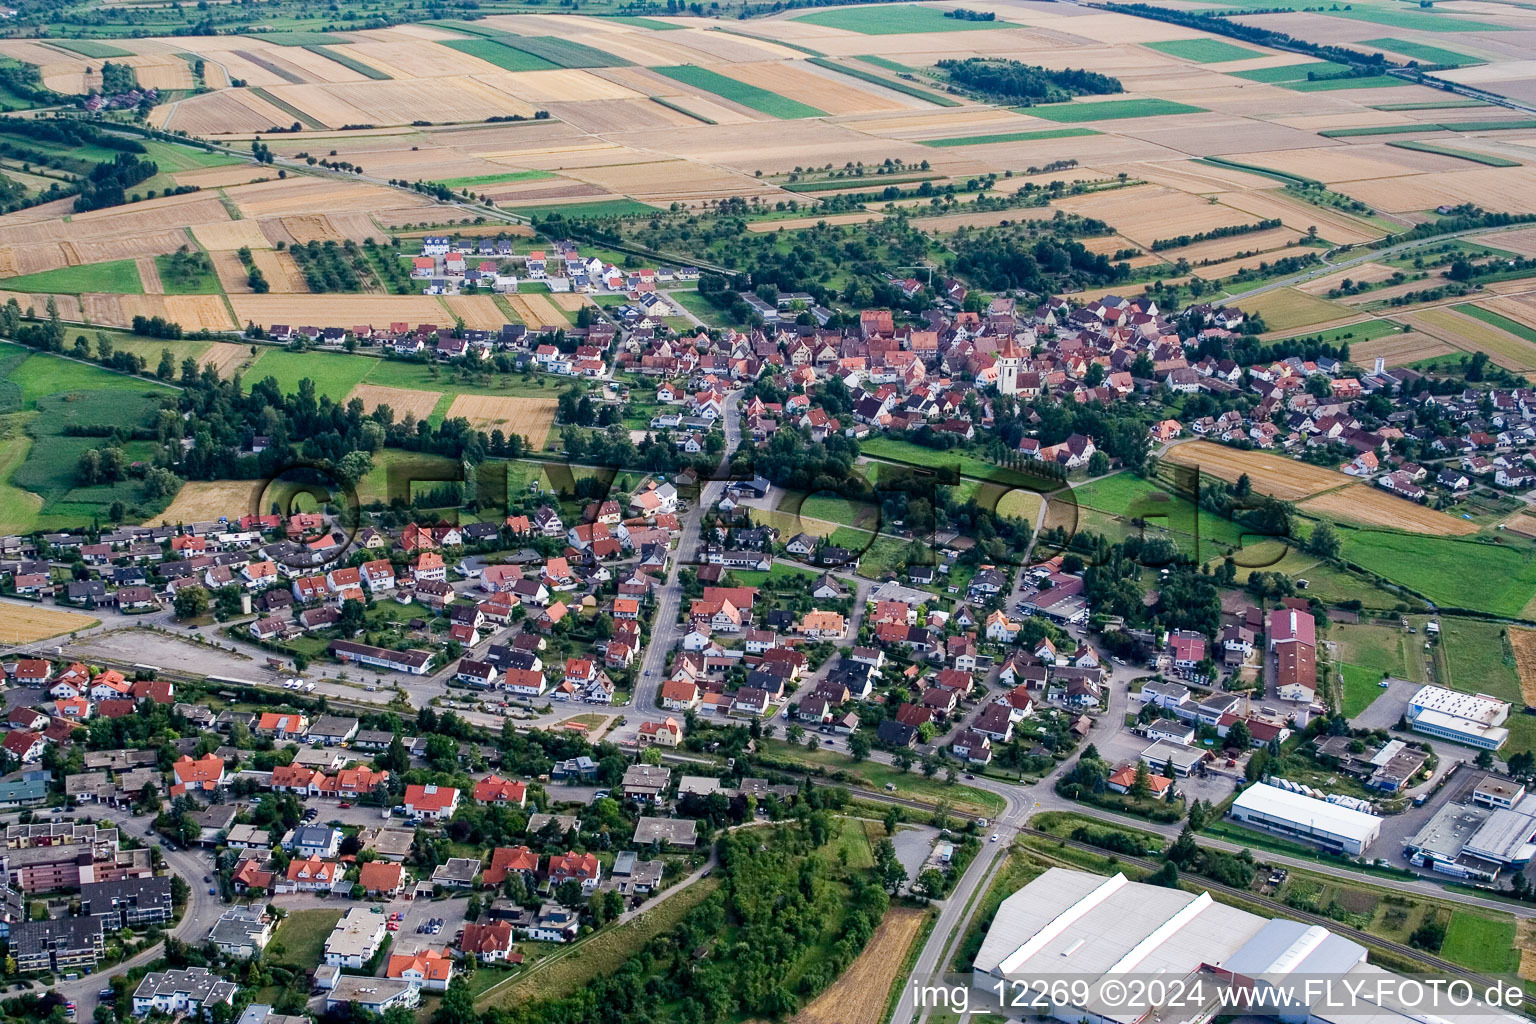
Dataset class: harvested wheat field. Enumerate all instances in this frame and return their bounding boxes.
[790,906,928,1024]
[191,219,273,251]
[444,395,557,447]
[136,256,163,295]
[717,60,912,114]
[0,604,99,645]
[1406,306,1536,371]
[210,250,254,294]
[1299,484,1479,536]
[163,88,302,135]
[347,383,442,421]
[200,342,258,377]
[147,478,267,526]
[229,293,449,327]
[1509,627,1536,707]
[438,294,507,331]
[116,295,237,332]
[1505,513,1536,539]
[1050,184,1255,248]
[174,165,274,189]
[550,293,595,312]
[1350,331,1452,367]
[1163,440,1346,501]
[283,214,349,244]
[504,292,568,329]
[250,250,309,294]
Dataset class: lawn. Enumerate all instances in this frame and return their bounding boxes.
[654,65,826,118]
[506,198,660,220]
[920,128,1098,148]
[1359,37,1483,66]
[269,908,344,968]
[762,739,1006,817]
[3,260,143,295]
[1455,303,1536,343]
[1024,98,1206,122]
[440,37,561,72]
[247,348,373,400]
[1441,911,1520,974]
[1282,74,1409,92]
[1333,620,1426,684]
[794,5,1008,33]
[1144,38,1263,62]
[4,346,174,407]
[1231,61,1350,83]
[1438,617,1521,705]
[1337,529,1536,618]
[1340,662,1389,718]
[436,169,557,189]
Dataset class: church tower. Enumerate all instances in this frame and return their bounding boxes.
[996,337,1023,396]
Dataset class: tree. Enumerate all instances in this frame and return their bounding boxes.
[848,732,872,762]
[554,879,584,907]
[1149,860,1180,888]
[1305,520,1341,560]
[1476,749,1494,770]
[434,976,476,1024]
[1226,720,1252,751]
[639,746,663,766]
[173,585,209,620]
[1130,759,1151,799]
[883,805,901,835]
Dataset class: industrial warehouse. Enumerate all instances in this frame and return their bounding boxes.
[1405,775,1536,881]
[1405,685,1510,750]
[1229,782,1382,856]
[971,868,1523,1024]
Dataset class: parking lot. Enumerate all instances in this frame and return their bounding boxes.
[390,893,471,956]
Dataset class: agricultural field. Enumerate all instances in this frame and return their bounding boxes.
[790,906,929,1024]
[1299,484,1480,536]
[147,478,268,526]
[1161,441,1346,501]
[0,603,99,644]
[444,394,558,447]
[1337,529,1536,619]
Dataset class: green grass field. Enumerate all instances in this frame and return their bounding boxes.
[858,436,1052,490]
[794,5,1007,33]
[1371,99,1489,111]
[270,908,344,968]
[1359,37,1483,66]
[1231,61,1349,82]
[1385,140,1518,166]
[45,38,131,57]
[1323,7,1510,31]
[1339,663,1388,717]
[247,348,373,399]
[440,37,560,72]
[0,342,175,407]
[1455,304,1536,343]
[1282,74,1409,92]
[920,127,1099,147]
[155,255,222,295]
[253,31,352,45]
[1073,471,1252,557]
[1438,617,1521,705]
[1270,318,1404,350]
[436,169,557,189]
[1144,38,1262,62]
[1338,529,1536,617]
[506,198,659,220]
[3,260,143,295]
[1441,912,1520,974]
[654,65,826,118]
[856,54,913,73]
[1025,98,1206,122]
[1320,124,1437,138]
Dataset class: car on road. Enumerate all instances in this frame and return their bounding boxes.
[990,834,1000,842]
[203,875,212,883]
[98,990,113,1000]
[338,802,352,808]
[208,887,217,895]
[387,922,399,931]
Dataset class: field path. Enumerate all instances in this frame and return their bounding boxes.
[136,256,164,295]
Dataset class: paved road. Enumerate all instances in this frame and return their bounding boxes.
[620,390,743,739]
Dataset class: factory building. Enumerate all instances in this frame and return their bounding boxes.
[1229,783,1381,856]
[1406,685,1509,750]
